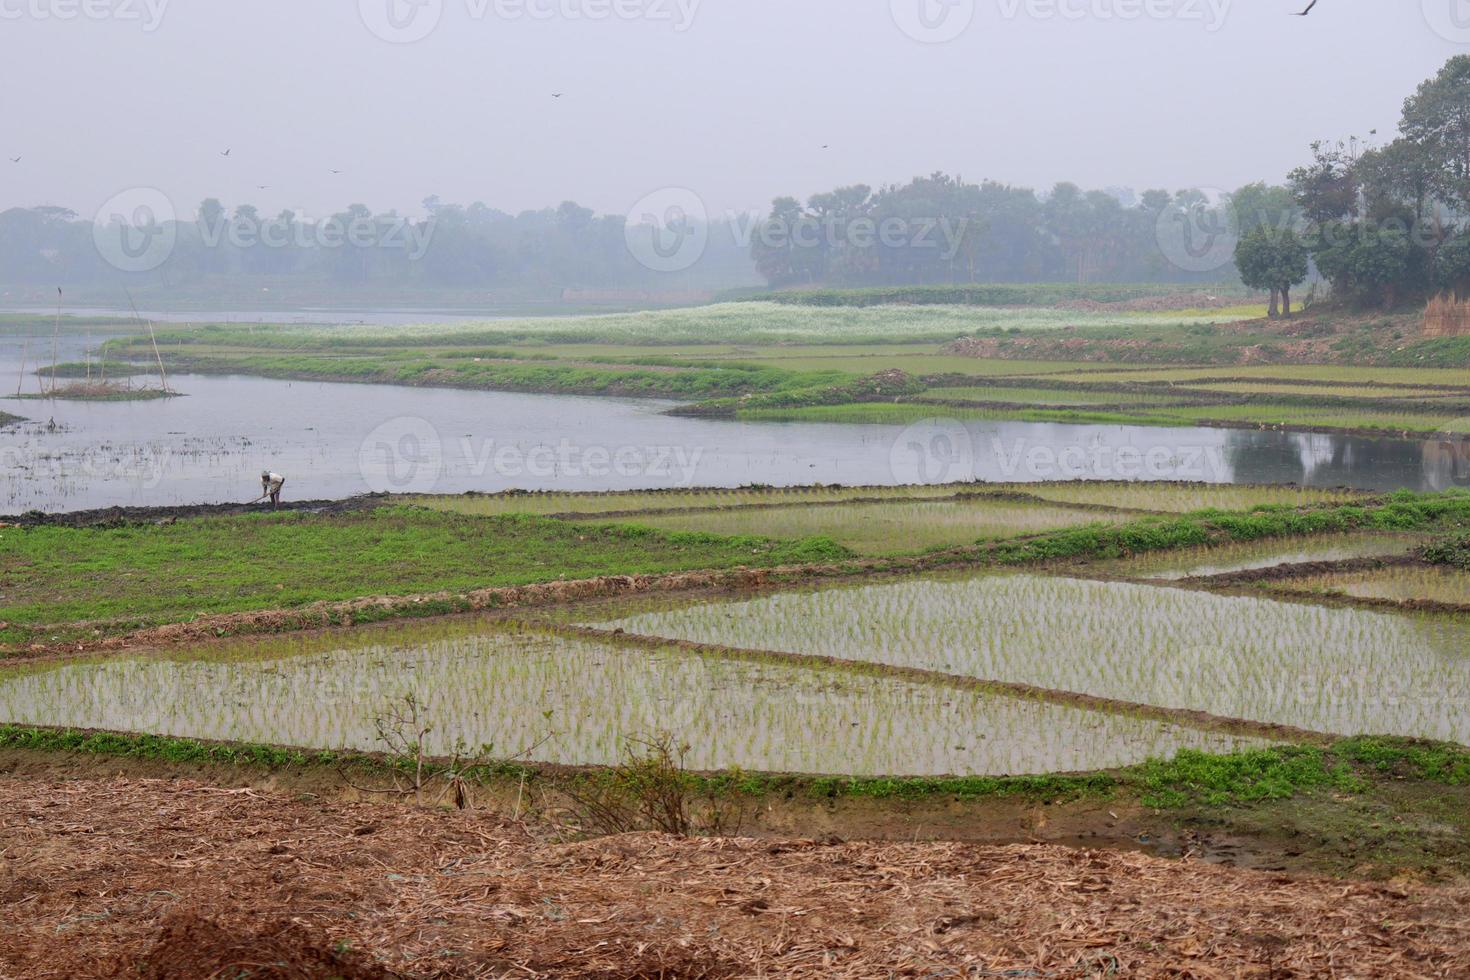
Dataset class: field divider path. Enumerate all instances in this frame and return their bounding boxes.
[1160,555,1470,616]
[543,621,1337,746]
[541,489,1154,522]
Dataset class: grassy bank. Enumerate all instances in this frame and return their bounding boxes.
[731,283,1256,308]
[0,507,849,645]
[5,721,1470,880]
[1,723,1461,807]
[989,490,1470,564]
[92,300,1470,437]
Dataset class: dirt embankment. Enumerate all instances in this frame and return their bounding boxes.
[944,308,1433,367]
[3,775,1467,979]
[0,494,383,527]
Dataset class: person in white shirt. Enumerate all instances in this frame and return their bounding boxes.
[260,470,285,508]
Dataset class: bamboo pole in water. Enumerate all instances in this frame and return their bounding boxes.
[14,337,28,397]
[51,287,61,397]
[128,291,170,393]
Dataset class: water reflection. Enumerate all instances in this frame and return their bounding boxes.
[2,334,1465,512]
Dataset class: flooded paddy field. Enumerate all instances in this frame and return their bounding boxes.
[0,622,1261,776]
[416,479,1364,520]
[1263,564,1470,607]
[594,572,1470,743]
[576,497,1132,555]
[1083,531,1429,580]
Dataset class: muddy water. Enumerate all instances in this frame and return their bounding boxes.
[2,336,1465,512]
[0,622,1263,775]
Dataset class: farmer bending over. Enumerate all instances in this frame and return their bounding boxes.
[260,470,285,508]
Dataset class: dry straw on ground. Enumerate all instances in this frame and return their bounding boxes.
[2,776,1467,977]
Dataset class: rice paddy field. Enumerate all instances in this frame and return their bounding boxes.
[1085,531,1428,580]
[0,622,1263,776]
[1264,565,1470,607]
[413,480,1367,519]
[593,571,1470,743]
[6,474,1470,900]
[573,498,1130,555]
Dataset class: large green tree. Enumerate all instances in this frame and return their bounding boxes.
[1233,228,1309,317]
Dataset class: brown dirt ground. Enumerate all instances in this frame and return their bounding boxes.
[2,776,1468,978]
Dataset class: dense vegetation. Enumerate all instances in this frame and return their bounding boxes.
[1231,55,1470,312]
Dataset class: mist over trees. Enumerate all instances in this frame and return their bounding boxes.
[748,174,1235,288]
[1234,54,1470,312]
[1,177,1244,302]
[0,197,758,299]
[17,45,1470,312]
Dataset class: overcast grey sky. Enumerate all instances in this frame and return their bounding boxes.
[2,1,1464,223]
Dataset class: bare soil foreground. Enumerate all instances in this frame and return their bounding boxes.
[4,777,1469,978]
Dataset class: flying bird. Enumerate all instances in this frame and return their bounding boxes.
[329,169,343,174]
[1292,0,1317,14]
[221,148,231,156]
[256,184,270,190]
[551,92,564,98]
[7,156,19,164]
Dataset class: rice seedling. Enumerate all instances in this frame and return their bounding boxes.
[0,621,1261,776]
[919,386,1187,407]
[591,498,1129,555]
[986,482,1368,514]
[1266,565,1470,607]
[413,481,1370,521]
[127,303,1232,350]
[1187,382,1469,400]
[597,571,1470,743]
[1087,532,1428,580]
[1067,365,1470,387]
[412,484,977,518]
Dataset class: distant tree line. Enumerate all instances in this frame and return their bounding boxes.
[0,196,757,295]
[748,173,1237,288]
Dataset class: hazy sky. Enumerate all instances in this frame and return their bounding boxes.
[2,1,1464,224]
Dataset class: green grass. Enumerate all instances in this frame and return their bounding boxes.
[1425,534,1470,571]
[917,385,1187,406]
[0,507,850,642]
[736,402,1194,426]
[594,498,1130,555]
[988,491,1470,564]
[92,301,1470,437]
[115,302,1202,350]
[414,481,1357,520]
[732,283,1254,309]
[1,722,1462,812]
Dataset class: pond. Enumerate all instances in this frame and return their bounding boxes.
[2,336,1465,512]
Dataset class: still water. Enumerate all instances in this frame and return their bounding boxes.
[2,337,1465,512]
